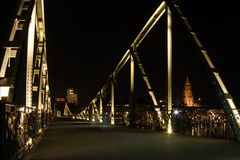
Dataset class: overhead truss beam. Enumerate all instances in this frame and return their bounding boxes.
[0,0,50,111]
[82,1,240,141]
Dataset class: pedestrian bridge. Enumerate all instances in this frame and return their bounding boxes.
[1,0,240,159]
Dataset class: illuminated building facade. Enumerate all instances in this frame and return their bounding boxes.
[183,76,194,106]
[66,88,78,104]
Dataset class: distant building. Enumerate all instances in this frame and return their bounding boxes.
[65,88,81,115]
[66,88,78,104]
[54,97,65,117]
[55,98,65,102]
[183,76,194,107]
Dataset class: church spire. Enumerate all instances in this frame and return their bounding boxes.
[183,76,194,106]
[186,75,189,83]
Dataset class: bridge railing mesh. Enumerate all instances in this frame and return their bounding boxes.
[112,106,237,140]
[171,107,237,140]
[0,101,50,160]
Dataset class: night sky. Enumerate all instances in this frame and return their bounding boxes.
[0,0,239,108]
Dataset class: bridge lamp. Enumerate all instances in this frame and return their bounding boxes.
[92,116,95,122]
[99,115,103,123]
[111,116,115,125]
[173,110,179,115]
[0,86,10,99]
[0,80,14,101]
[18,107,25,112]
[167,118,173,134]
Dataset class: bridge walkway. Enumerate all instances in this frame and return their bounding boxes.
[25,119,240,160]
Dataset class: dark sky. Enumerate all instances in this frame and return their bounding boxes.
[0,0,240,108]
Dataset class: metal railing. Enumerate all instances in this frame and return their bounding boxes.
[99,106,237,140]
[171,107,237,140]
[0,101,50,160]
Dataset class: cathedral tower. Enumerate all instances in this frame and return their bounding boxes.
[183,76,194,106]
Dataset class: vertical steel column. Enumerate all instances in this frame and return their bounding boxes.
[167,1,240,140]
[26,3,36,108]
[111,79,115,124]
[92,103,95,122]
[99,93,103,123]
[83,1,167,126]
[129,54,135,126]
[167,5,173,133]
[130,54,135,102]
[87,106,90,121]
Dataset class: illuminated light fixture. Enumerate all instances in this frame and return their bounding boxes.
[26,138,33,147]
[19,107,25,112]
[99,115,103,123]
[173,110,179,115]
[41,104,44,110]
[111,117,115,125]
[167,118,173,134]
[0,86,10,98]
[43,64,47,71]
[0,77,14,100]
[46,85,49,92]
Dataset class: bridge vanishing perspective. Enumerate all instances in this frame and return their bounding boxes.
[0,0,240,160]
[79,0,240,141]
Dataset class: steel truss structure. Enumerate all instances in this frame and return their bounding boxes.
[0,0,50,111]
[80,1,240,141]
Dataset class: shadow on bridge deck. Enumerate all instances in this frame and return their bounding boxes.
[24,119,240,160]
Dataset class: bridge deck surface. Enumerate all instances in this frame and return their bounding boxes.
[27,120,240,160]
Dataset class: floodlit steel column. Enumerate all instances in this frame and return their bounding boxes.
[84,1,167,120]
[167,6,173,133]
[26,3,36,108]
[91,104,95,122]
[130,54,135,98]
[99,94,103,123]
[130,54,135,126]
[167,1,240,140]
[86,107,90,120]
[111,79,115,124]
